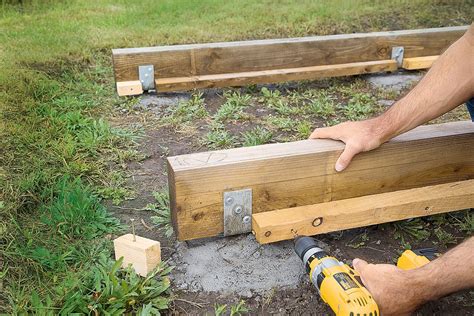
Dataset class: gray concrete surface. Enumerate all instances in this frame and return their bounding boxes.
[169,234,330,296]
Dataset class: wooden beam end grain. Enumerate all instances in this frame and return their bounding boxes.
[116,81,143,96]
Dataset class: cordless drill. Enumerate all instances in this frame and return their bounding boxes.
[294,236,379,316]
[397,248,439,270]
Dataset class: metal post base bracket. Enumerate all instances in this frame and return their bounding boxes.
[223,188,252,236]
[139,65,155,91]
[391,46,404,67]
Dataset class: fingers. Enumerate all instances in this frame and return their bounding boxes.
[353,258,368,272]
[335,144,360,172]
[309,126,341,140]
[353,258,370,289]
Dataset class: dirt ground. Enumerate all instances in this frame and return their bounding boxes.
[109,72,473,315]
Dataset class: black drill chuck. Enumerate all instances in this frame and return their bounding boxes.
[294,236,326,260]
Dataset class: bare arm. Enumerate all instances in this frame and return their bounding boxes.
[310,23,474,172]
[353,237,474,315]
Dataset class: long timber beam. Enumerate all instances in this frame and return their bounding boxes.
[167,121,474,241]
[113,26,467,95]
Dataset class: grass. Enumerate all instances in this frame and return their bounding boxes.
[0,0,472,313]
[149,190,174,238]
[242,127,273,147]
[162,92,208,126]
[214,300,249,316]
[214,91,252,122]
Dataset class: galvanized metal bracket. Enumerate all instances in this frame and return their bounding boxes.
[223,188,252,236]
[391,46,404,67]
[139,65,155,91]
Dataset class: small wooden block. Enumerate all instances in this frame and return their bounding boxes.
[116,80,143,96]
[402,55,438,70]
[113,234,161,276]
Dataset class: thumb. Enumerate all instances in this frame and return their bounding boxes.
[352,258,368,273]
[335,144,359,172]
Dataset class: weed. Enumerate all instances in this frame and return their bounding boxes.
[347,232,369,249]
[434,227,457,247]
[230,300,249,315]
[259,87,303,115]
[24,257,172,315]
[96,170,135,205]
[214,304,228,316]
[224,91,252,108]
[296,121,312,139]
[451,210,474,233]
[214,300,249,316]
[266,116,299,132]
[214,91,252,122]
[259,87,281,107]
[342,93,377,120]
[272,100,302,116]
[241,127,273,146]
[392,219,431,242]
[40,177,121,240]
[308,93,336,119]
[163,92,207,125]
[203,128,236,149]
[149,190,173,238]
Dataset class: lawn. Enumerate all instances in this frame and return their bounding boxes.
[0,0,472,314]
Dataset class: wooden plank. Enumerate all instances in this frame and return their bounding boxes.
[167,121,474,241]
[252,180,474,244]
[155,60,397,92]
[113,26,467,82]
[402,55,438,70]
[116,80,143,96]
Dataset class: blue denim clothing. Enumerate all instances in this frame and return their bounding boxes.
[467,98,474,121]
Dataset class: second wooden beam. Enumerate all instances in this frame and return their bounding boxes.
[252,179,474,244]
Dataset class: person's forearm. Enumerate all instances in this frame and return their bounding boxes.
[408,237,474,303]
[374,24,474,142]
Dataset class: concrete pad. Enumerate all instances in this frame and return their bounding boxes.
[169,234,330,295]
[367,72,422,91]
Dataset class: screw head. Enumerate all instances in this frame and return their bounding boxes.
[234,205,243,214]
[226,197,234,205]
[242,215,251,224]
[312,217,323,227]
[265,231,271,237]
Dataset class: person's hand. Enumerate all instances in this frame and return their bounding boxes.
[353,258,423,316]
[309,119,385,172]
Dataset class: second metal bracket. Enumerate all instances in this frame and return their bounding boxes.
[391,46,404,67]
[139,65,155,91]
[223,188,252,236]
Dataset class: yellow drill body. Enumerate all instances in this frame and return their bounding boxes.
[295,236,379,316]
[397,248,438,270]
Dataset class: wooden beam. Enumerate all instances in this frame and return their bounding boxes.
[116,80,143,96]
[155,60,397,92]
[252,180,474,244]
[113,26,467,82]
[402,55,438,70]
[167,121,474,241]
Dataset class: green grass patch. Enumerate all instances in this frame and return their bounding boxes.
[242,127,273,146]
[149,190,174,238]
[162,92,208,126]
[214,91,252,122]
